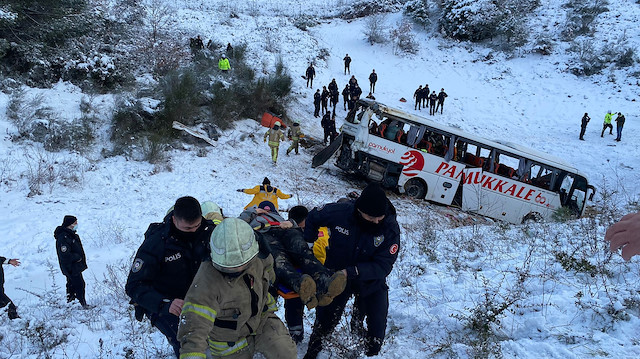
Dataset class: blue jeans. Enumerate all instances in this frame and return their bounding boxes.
[616,125,624,141]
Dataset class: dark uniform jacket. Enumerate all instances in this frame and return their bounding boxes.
[125,212,215,315]
[369,72,377,83]
[54,226,88,277]
[303,201,400,298]
[437,91,448,103]
[306,66,315,79]
[1,256,6,287]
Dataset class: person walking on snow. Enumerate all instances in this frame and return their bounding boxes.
[306,63,316,88]
[54,215,90,308]
[237,177,292,210]
[1,256,20,320]
[264,121,285,165]
[218,54,230,72]
[579,112,590,140]
[414,85,423,110]
[126,197,216,358]
[615,112,626,142]
[321,86,330,115]
[313,89,321,118]
[177,218,298,359]
[369,70,377,94]
[436,88,448,114]
[429,91,438,115]
[303,184,401,359]
[342,84,350,111]
[287,121,304,155]
[343,54,352,74]
[601,111,614,137]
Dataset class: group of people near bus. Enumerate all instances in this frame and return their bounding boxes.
[580,110,626,142]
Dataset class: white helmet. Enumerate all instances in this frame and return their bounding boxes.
[201,201,223,223]
[210,218,259,271]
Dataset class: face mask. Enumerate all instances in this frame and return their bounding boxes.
[72,224,79,232]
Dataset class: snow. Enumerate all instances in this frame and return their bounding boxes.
[1,0,640,358]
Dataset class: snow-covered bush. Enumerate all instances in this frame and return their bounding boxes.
[561,0,610,41]
[404,0,432,29]
[440,0,538,48]
[364,14,388,45]
[340,0,405,20]
[390,19,419,54]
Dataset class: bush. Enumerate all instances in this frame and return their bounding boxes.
[389,20,418,54]
[440,0,538,47]
[363,14,388,45]
[340,0,405,20]
[404,0,431,29]
[561,0,609,41]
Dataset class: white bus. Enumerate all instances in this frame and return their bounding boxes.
[323,99,596,224]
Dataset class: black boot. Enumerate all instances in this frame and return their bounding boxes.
[8,303,19,320]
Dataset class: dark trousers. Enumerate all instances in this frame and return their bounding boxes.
[579,126,587,140]
[343,97,348,110]
[601,123,613,136]
[436,101,444,114]
[1,288,19,319]
[264,229,333,294]
[344,65,350,74]
[307,77,313,88]
[304,286,389,359]
[415,98,421,110]
[65,273,86,306]
[616,125,624,141]
[284,297,305,342]
[150,311,180,358]
[370,82,376,93]
[314,103,320,117]
[429,102,436,115]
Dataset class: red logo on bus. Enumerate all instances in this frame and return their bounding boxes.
[400,150,424,177]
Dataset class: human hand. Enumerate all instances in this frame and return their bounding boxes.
[255,208,268,214]
[169,299,184,316]
[236,189,244,192]
[605,212,640,261]
[280,221,293,229]
[8,259,20,267]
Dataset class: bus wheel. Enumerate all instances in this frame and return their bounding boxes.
[404,178,427,199]
[522,212,543,224]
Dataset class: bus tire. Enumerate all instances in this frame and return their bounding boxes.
[522,212,543,224]
[404,178,427,200]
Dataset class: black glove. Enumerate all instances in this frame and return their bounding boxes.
[236,189,244,192]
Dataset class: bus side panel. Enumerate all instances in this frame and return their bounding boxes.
[462,168,483,212]
[462,170,562,224]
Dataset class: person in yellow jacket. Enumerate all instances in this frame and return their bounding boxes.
[286,121,303,156]
[177,218,296,359]
[237,177,292,210]
[218,54,230,71]
[601,110,614,137]
[263,121,285,164]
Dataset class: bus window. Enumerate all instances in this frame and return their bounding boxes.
[494,152,519,179]
[530,164,554,190]
[384,121,405,143]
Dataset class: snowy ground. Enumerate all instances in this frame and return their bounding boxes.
[1,1,640,358]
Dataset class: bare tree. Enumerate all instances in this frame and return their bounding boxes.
[145,0,174,44]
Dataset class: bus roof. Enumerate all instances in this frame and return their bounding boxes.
[359,99,588,178]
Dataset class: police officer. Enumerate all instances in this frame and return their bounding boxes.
[1,256,20,319]
[54,215,89,308]
[177,218,297,358]
[125,196,216,358]
[579,112,590,140]
[303,183,401,359]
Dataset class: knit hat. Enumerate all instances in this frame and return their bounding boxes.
[355,184,388,217]
[210,218,259,270]
[258,201,276,213]
[262,177,271,185]
[62,215,77,227]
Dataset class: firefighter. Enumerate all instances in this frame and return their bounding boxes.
[177,218,297,358]
[263,121,285,165]
[126,197,216,358]
[303,183,401,359]
[286,121,303,155]
[237,177,292,210]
